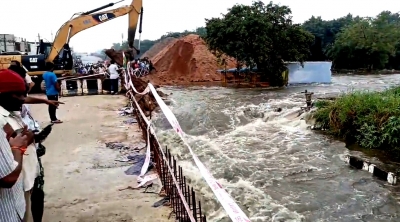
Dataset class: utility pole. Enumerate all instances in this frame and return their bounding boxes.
[2,34,6,52]
[13,36,16,52]
[25,38,28,53]
[51,31,54,41]
[36,33,41,55]
[121,33,123,46]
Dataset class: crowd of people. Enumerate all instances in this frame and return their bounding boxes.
[130,57,156,77]
[105,57,156,94]
[74,61,107,75]
[1,61,63,221]
[73,57,155,78]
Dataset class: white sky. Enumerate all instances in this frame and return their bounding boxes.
[1,0,398,52]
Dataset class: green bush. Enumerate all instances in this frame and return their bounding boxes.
[314,87,400,151]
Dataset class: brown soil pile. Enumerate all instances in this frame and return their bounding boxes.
[142,34,236,85]
[141,37,177,59]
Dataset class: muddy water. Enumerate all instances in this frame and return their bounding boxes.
[154,74,400,222]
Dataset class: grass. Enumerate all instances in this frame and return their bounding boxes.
[314,86,400,154]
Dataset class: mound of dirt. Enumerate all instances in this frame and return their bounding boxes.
[142,34,236,85]
[141,37,177,60]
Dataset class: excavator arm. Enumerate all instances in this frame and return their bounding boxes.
[46,0,142,63]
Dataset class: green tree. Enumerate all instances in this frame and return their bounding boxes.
[109,39,155,58]
[382,11,400,69]
[158,28,206,40]
[204,1,313,86]
[195,27,206,38]
[302,14,358,61]
[138,39,155,55]
[111,42,124,50]
[328,11,400,70]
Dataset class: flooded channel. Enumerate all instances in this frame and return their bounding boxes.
[154,74,400,221]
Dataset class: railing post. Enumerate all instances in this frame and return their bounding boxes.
[179,167,185,221]
[192,188,197,222]
[198,201,202,221]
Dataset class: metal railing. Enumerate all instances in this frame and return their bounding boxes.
[129,94,207,222]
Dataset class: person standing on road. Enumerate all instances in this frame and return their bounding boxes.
[8,62,62,108]
[108,60,119,95]
[8,60,35,93]
[42,62,63,124]
[0,69,32,222]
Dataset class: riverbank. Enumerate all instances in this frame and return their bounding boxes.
[313,86,400,159]
[332,69,400,75]
[29,95,172,222]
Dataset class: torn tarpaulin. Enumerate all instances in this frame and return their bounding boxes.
[105,142,129,150]
[105,142,148,165]
[117,107,134,116]
[152,197,170,208]
[105,142,146,151]
[123,118,137,124]
[124,154,154,176]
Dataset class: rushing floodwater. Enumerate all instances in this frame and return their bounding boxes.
[153,74,400,222]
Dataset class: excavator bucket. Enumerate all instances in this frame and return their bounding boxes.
[104,48,139,66]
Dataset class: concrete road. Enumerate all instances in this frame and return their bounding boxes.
[29,95,172,222]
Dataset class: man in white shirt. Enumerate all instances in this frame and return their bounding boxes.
[108,60,119,95]
[24,74,35,93]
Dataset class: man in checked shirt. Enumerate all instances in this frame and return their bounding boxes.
[0,69,32,222]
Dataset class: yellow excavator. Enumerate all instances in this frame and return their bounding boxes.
[0,0,143,76]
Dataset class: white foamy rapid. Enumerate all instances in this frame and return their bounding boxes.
[153,74,400,221]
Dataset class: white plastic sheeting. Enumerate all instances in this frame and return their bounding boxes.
[287,62,332,84]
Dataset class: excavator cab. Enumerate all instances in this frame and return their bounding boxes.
[37,40,51,55]
[37,39,74,71]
